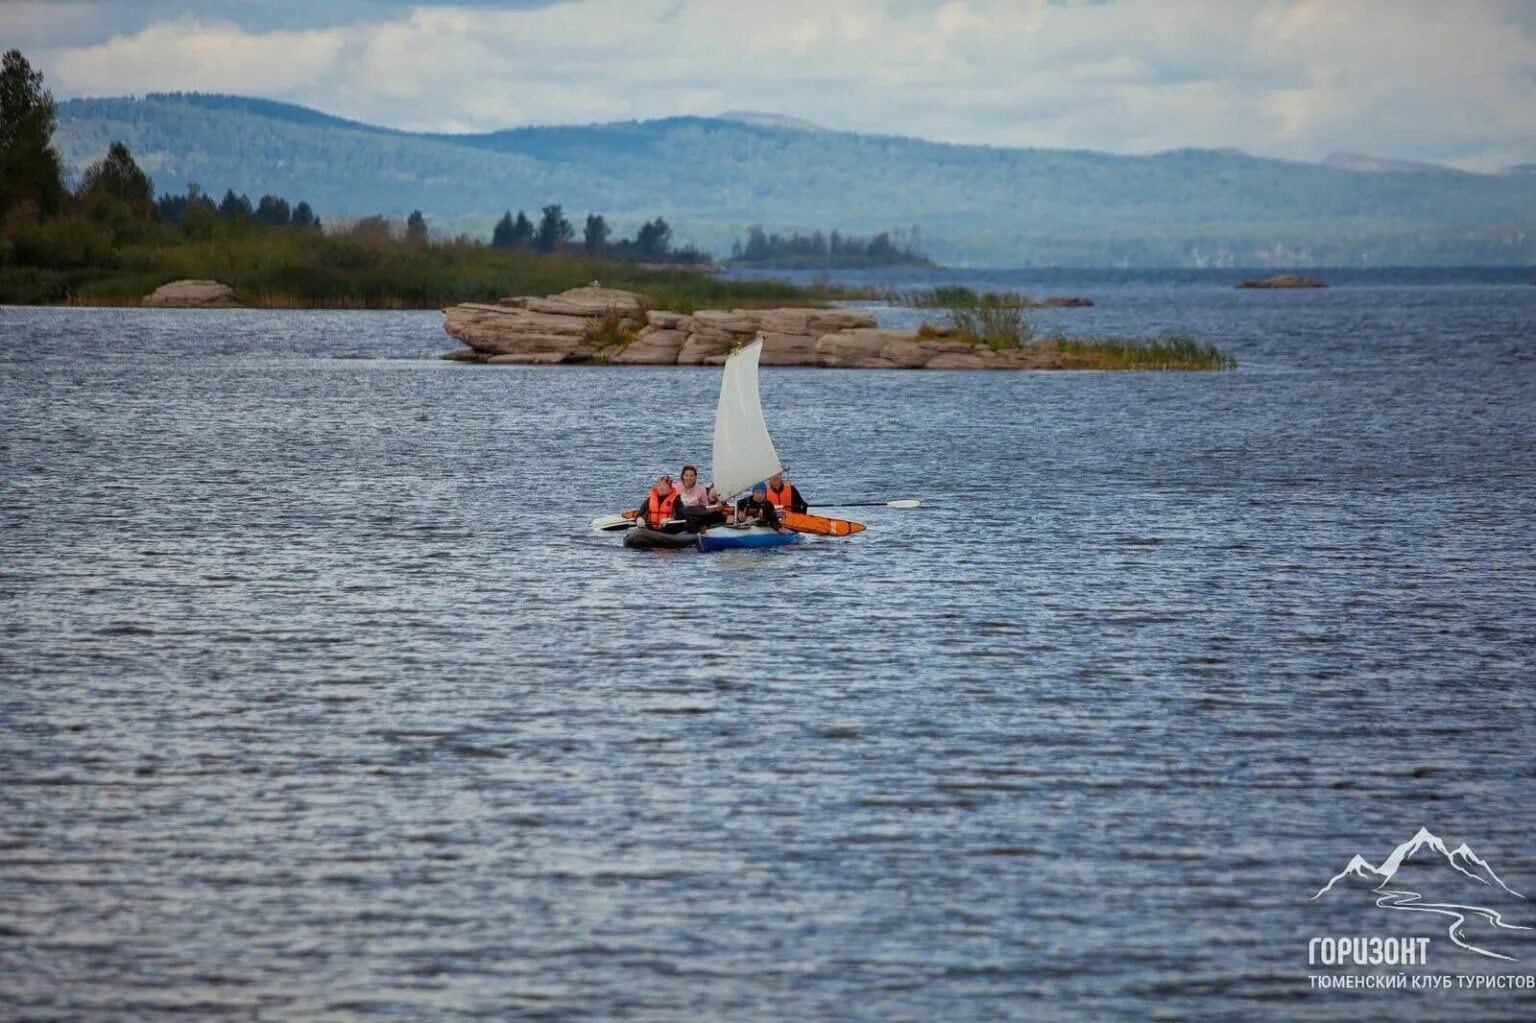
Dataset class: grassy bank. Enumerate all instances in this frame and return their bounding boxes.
[1,225,870,310]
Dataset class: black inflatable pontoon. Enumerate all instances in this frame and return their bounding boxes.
[622,525,700,550]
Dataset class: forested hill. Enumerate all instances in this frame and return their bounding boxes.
[54,93,1536,266]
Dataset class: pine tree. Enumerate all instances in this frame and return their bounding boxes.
[405,209,428,245]
[490,210,514,249]
[219,189,252,219]
[583,213,610,257]
[254,194,291,226]
[510,211,534,249]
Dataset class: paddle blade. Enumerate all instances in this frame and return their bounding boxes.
[886,499,920,508]
[592,514,635,532]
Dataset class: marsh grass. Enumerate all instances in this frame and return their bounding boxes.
[582,308,640,348]
[895,285,1034,309]
[948,303,1032,349]
[1053,334,1237,370]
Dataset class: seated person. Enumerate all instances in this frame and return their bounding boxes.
[675,464,728,530]
[635,474,688,533]
[735,483,785,532]
[765,473,808,514]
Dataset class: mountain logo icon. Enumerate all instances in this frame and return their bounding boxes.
[1312,826,1533,960]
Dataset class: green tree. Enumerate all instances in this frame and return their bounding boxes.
[77,141,155,218]
[510,210,534,248]
[180,198,216,241]
[490,210,515,249]
[583,213,610,257]
[218,189,252,219]
[0,49,66,219]
[348,215,393,242]
[536,204,572,254]
[254,194,291,226]
[405,209,428,245]
[291,200,318,229]
[636,217,672,257]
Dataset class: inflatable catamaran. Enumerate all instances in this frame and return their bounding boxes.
[624,337,800,551]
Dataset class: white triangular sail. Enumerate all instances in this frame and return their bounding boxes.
[711,339,783,499]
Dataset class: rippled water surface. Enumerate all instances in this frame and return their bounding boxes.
[3,270,1535,1021]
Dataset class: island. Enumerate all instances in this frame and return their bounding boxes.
[1238,274,1328,288]
[443,288,1235,370]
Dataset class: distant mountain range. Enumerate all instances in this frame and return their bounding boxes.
[53,93,1536,267]
[1318,152,1452,174]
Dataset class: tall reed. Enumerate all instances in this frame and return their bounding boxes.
[1054,335,1236,370]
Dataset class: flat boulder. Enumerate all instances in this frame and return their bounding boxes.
[610,328,689,365]
[879,336,936,369]
[677,332,736,365]
[1238,274,1327,288]
[143,279,238,308]
[645,309,692,330]
[470,332,594,361]
[524,286,645,316]
[758,307,877,334]
[924,351,992,370]
[758,331,821,366]
[816,328,926,368]
[692,309,761,335]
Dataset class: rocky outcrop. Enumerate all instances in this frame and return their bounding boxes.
[142,279,239,308]
[1238,274,1328,288]
[442,287,1096,369]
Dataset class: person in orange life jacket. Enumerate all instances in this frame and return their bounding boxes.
[635,474,688,532]
[764,473,808,514]
[674,464,728,530]
[735,482,786,532]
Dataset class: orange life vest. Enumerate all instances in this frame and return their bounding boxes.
[645,487,680,528]
[767,481,795,510]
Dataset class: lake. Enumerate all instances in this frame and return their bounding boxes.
[3,268,1534,1020]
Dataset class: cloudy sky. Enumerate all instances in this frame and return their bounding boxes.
[5,0,1535,170]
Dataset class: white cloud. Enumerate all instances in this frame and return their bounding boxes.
[48,17,351,95]
[13,0,1536,169]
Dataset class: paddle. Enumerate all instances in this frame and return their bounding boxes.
[592,514,691,533]
[813,499,921,509]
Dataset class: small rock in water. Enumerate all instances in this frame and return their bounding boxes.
[142,279,240,307]
[1237,274,1328,289]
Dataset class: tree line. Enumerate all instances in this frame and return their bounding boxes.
[730,225,929,266]
[490,207,709,263]
[156,186,322,232]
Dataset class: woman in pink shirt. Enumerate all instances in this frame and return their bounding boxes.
[675,464,728,528]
